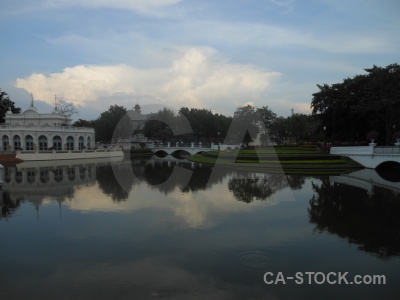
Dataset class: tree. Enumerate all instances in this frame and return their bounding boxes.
[311,63,400,144]
[257,106,276,145]
[73,119,95,128]
[94,105,130,143]
[142,108,177,142]
[0,89,21,123]
[178,107,232,143]
[56,99,78,116]
[226,105,260,146]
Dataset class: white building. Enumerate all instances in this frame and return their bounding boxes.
[0,100,95,151]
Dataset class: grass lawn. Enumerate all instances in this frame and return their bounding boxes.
[187,147,363,175]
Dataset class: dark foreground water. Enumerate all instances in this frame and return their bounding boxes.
[1,157,399,300]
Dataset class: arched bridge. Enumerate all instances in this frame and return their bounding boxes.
[330,146,400,169]
[146,142,215,155]
[330,169,400,196]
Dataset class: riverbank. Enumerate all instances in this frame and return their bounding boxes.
[0,153,23,165]
[124,148,154,158]
[187,146,364,174]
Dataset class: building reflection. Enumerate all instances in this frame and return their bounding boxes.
[309,169,400,259]
[0,160,100,220]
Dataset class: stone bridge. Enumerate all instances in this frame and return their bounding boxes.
[330,146,400,169]
[330,169,400,196]
[146,142,239,155]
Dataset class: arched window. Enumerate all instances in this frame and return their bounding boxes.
[78,136,84,150]
[15,171,23,183]
[26,135,33,150]
[67,168,75,181]
[79,166,86,179]
[53,136,62,150]
[2,135,9,151]
[13,135,21,150]
[54,169,63,182]
[38,135,48,150]
[67,136,74,150]
[27,170,35,184]
[40,170,49,184]
[87,136,91,148]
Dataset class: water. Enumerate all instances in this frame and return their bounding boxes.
[1,157,399,299]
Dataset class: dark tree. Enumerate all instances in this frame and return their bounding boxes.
[311,63,400,144]
[0,89,21,123]
[94,105,130,143]
[142,108,177,142]
[73,119,95,128]
[257,106,276,145]
[178,107,232,143]
[227,105,260,146]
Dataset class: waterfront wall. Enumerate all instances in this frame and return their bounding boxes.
[16,149,124,161]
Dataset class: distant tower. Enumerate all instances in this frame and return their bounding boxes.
[54,95,58,111]
[134,103,141,114]
[291,108,294,116]
[30,92,37,110]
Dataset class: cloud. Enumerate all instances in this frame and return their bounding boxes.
[15,47,280,115]
[45,0,184,15]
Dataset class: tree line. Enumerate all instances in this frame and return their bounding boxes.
[311,63,400,145]
[1,63,398,146]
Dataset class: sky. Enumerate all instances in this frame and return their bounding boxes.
[0,0,399,120]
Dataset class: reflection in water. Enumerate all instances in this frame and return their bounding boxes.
[96,164,133,202]
[130,157,304,202]
[228,173,306,203]
[132,158,235,194]
[1,157,400,299]
[1,161,98,220]
[0,191,22,220]
[309,175,400,259]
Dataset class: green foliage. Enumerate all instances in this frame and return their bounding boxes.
[73,119,95,127]
[268,114,319,145]
[257,106,276,145]
[142,108,177,142]
[226,105,260,146]
[311,63,400,144]
[178,107,232,142]
[142,107,232,143]
[95,105,130,142]
[0,89,21,123]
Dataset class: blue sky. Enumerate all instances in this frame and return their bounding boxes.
[1,0,399,120]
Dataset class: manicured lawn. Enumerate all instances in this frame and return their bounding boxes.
[188,147,363,175]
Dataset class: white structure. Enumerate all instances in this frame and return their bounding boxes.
[330,145,400,169]
[0,100,95,151]
[147,142,239,155]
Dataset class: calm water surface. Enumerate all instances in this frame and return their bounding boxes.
[1,157,399,299]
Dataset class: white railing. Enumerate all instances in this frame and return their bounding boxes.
[374,146,400,154]
[146,142,242,151]
[330,146,374,155]
[0,124,94,132]
[331,146,400,156]
[147,142,213,149]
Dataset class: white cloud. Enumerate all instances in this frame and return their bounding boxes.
[15,47,280,116]
[47,0,182,10]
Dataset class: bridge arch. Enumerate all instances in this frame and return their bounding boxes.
[153,150,169,157]
[376,160,400,170]
[170,149,191,156]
